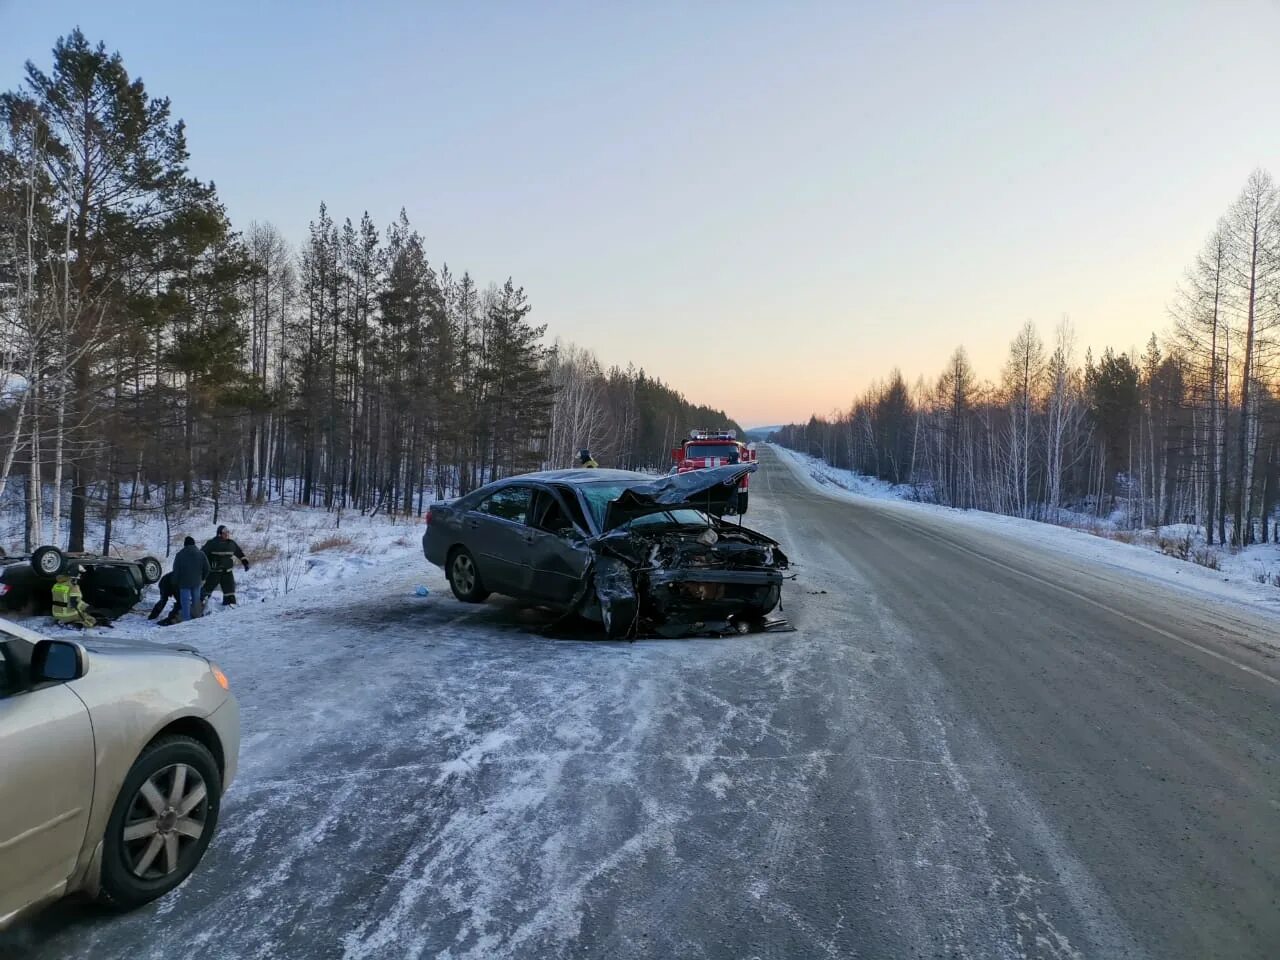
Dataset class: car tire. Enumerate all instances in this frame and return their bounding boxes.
[447,547,490,603]
[31,545,67,577]
[137,556,163,585]
[98,735,222,910]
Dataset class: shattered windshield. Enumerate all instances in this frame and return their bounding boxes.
[579,482,708,530]
[579,483,632,527]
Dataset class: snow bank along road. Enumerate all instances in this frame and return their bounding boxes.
[4,446,1278,960]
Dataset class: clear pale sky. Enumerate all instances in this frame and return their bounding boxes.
[4,2,1278,426]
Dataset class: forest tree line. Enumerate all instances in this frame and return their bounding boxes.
[0,30,738,552]
[774,169,1280,547]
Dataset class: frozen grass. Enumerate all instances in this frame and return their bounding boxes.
[310,534,357,553]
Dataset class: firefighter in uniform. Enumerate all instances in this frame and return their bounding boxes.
[201,525,250,606]
[51,565,97,628]
[578,449,599,468]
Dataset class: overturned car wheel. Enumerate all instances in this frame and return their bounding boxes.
[447,548,490,603]
[138,555,163,585]
[31,545,67,577]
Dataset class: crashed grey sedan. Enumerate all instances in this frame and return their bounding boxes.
[423,464,788,638]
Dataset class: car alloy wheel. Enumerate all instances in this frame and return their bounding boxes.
[447,547,489,602]
[452,553,477,595]
[121,763,209,880]
[99,735,222,908]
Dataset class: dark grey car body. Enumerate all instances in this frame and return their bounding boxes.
[422,465,788,637]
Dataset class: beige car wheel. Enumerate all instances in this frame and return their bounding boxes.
[99,735,222,908]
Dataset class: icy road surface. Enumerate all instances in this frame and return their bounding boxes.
[4,446,1279,959]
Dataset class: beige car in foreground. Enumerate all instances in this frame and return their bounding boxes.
[0,618,239,929]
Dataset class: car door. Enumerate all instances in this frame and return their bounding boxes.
[524,487,594,606]
[467,485,534,596]
[0,641,96,925]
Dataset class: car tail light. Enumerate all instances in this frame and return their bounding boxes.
[425,507,434,525]
[0,583,9,597]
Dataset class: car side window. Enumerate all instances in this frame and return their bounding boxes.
[531,490,579,537]
[477,486,531,524]
[552,485,592,533]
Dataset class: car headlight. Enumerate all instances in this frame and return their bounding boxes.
[210,663,230,691]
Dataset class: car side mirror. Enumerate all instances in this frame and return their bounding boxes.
[32,639,87,682]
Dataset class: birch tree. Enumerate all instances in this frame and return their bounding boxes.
[1226,169,1279,544]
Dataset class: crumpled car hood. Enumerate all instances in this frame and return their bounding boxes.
[604,462,756,530]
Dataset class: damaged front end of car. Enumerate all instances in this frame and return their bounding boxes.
[579,464,790,638]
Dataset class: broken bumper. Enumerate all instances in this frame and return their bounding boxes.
[644,568,783,622]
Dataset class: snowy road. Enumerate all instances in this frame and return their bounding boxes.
[4,446,1279,959]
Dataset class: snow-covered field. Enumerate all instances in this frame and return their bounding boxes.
[774,445,1280,620]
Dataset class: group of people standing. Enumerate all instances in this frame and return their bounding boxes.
[50,525,250,629]
[148,525,250,625]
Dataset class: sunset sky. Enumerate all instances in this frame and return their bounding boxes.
[4,1,1278,426]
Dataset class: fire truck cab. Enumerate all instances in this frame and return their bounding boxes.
[671,429,755,515]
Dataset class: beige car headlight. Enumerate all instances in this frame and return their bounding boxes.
[210,663,230,691]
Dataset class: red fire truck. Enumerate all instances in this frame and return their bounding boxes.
[671,429,755,515]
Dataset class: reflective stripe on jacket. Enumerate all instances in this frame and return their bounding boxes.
[51,580,83,622]
[202,537,245,572]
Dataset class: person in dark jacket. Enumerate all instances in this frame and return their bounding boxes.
[147,572,178,622]
[173,535,211,621]
[202,525,249,606]
[149,537,214,623]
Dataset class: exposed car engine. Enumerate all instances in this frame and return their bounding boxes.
[592,519,789,638]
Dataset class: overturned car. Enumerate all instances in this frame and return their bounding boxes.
[0,545,163,619]
[422,464,788,638]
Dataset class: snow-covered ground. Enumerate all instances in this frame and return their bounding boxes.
[781,449,920,501]
[774,444,1280,619]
